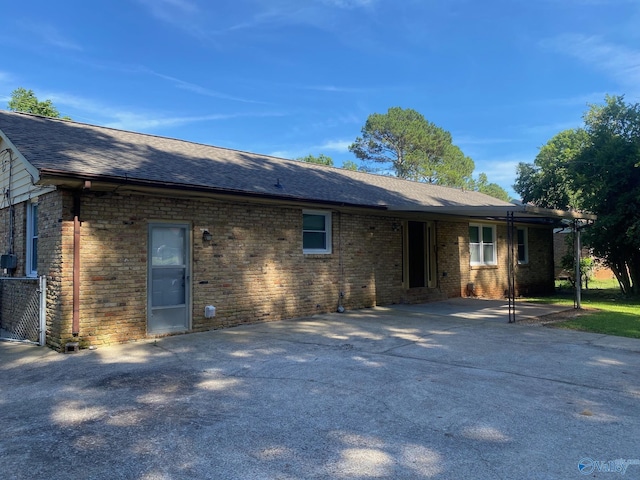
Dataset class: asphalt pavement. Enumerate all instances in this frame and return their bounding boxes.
[1,298,639,479]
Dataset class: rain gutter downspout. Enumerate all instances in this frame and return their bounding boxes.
[72,186,86,337]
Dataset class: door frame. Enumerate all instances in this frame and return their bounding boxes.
[403,220,437,289]
[147,222,192,334]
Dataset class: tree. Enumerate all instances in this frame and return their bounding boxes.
[425,143,475,188]
[575,96,640,295]
[349,107,455,182]
[472,173,510,202]
[514,95,640,295]
[297,154,333,166]
[513,128,588,210]
[341,160,359,171]
[7,87,64,118]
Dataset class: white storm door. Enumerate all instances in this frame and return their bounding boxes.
[148,224,190,334]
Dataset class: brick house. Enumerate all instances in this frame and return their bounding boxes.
[0,111,590,350]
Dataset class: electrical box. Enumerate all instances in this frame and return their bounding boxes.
[204,305,216,318]
[0,254,17,269]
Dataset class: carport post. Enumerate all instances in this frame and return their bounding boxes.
[574,221,582,309]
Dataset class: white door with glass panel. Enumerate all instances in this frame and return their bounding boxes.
[148,224,190,334]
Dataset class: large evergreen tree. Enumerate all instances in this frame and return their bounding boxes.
[349,107,508,200]
[349,107,468,184]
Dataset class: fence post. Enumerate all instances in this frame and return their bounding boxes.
[39,275,47,346]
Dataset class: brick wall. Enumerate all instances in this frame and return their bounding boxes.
[435,220,469,298]
[517,226,555,296]
[2,190,557,349]
[457,223,555,298]
[53,191,418,348]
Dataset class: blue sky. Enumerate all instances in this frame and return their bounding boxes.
[1,0,639,198]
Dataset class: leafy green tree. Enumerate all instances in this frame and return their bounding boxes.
[514,95,640,295]
[560,233,595,289]
[472,173,510,202]
[575,96,640,295]
[7,87,64,118]
[514,128,588,210]
[349,107,454,182]
[297,154,334,166]
[341,160,359,171]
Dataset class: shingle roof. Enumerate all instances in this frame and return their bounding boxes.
[0,110,514,211]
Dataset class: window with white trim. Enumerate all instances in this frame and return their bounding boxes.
[303,210,332,254]
[517,227,528,264]
[469,224,496,265]
[26,202,38,277]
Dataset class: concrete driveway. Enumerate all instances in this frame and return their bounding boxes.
[1,299,639,479]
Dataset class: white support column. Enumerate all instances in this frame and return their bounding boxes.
[39,275,47,346]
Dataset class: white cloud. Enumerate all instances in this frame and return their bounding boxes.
[143,69,268,104]
[268,138,352,160]
[268,149,296,159]
[519,120,583,136]
[136,0,199,20]
[46,91,283,132]
[319,139,352,152]
[474,156,531,199]
[135,0,211,41]
[542,34,640,87]
[301,84,375,94]
[0,71,14,86]
[104,111,285,132]
[321,0,375,8]
[526,92,610,108]
[18,22,83,51]
[454,136,517,147]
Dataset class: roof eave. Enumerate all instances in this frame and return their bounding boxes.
[387,204,597,222]
[36,169,388,211]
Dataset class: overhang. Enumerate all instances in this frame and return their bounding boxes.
[387,204,597,223]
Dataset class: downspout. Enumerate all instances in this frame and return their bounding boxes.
[72,191,81,336]
[337,211,345,313]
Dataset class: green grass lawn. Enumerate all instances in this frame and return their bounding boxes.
[524,279,640,339]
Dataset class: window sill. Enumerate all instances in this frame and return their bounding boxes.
[470,264,498,270]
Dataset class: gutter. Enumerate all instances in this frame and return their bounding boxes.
[36,169,388,212]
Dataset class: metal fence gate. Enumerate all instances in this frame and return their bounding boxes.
[0,276,46,346]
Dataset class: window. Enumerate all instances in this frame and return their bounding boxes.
[517,227,528,264]
[303,210,332,254]
[26,202,38,276]
[469,224,496,266]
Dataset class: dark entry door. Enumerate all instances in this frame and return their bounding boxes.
[406,221,435,288]
[408,221,427,288]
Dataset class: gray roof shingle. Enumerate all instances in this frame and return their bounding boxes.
[0,110,514,211]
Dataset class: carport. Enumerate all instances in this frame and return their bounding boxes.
[391,203,597,321]
[382,297,570,323]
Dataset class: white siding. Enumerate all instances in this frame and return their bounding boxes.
[0,134,55,207]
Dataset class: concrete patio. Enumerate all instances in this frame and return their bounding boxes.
[1,299,639,479]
